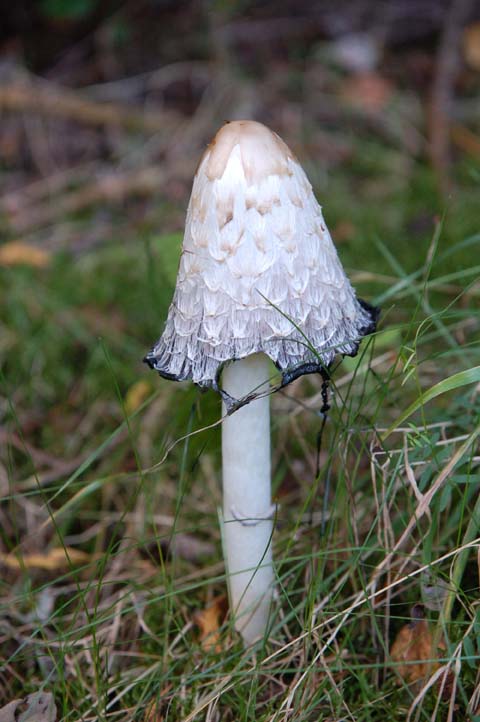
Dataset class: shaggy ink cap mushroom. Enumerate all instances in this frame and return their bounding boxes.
[144,120,379,645]
[145,120,378,401]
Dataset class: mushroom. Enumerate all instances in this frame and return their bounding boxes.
[145,120,378,644]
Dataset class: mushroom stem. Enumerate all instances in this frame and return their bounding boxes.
[221,353,274,644]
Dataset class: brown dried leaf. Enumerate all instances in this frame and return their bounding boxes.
[391,605,444,684]
[0,241,50,268]
[463,22,480,71]
[0,547,90,571]
[194,596,227,652]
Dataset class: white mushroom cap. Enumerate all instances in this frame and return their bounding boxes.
[145,120,377,391]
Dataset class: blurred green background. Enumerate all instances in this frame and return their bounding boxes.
[1,0,479,422]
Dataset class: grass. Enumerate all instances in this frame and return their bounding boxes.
[1,150,480,721]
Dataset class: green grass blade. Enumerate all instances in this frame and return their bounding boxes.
[381,365,480,441]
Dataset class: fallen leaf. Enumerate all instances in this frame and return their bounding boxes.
[0,692,56,722]
[0,241,50,268]
[390,604,445,685]
[194,596,227,652]
[463,22,480,71]
[0,701,18,722]
[0,547,90,571]
[125,380,152,415]
[18,692,56,722]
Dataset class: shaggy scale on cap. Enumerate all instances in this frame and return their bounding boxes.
[145,120,378,391]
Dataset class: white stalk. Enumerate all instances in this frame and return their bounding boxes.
[221,353,274,644]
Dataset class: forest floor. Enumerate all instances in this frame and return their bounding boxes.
[1,2,480,720]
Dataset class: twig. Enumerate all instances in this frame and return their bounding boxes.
[0,163,96,215]
[0,429,70,469]
[429,0,474,195]
[4,166,168,234]
[0,78,180,134]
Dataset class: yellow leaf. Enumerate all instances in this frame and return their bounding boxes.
[125,379,152,415]
[0,546,90,570]
[194,596,227,652]
[0,241,50,268]
[390,605,445,685]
